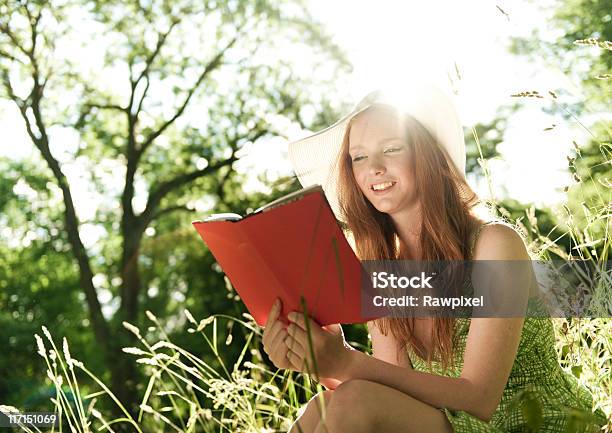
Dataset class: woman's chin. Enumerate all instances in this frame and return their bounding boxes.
[373,201,415,217]
[373,203,396,214]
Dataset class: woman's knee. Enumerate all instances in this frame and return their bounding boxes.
[318,380,375,432]
[328,380,371,409]
[290,390,334,433]
[308,389,334,415]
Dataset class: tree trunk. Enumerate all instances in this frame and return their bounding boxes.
[109,336,140,418]
[110,210,146,417]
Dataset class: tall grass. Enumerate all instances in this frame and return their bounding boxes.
[29,311,325,432]
[28,306,611,432]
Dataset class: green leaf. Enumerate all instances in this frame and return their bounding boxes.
[571,365,582,377]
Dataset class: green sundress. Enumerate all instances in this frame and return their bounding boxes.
[406,222,609,433]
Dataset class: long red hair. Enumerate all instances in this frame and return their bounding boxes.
[335,105,484,372]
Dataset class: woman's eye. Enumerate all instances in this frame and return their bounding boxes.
[352,155,365,162]
[384,147,400,153]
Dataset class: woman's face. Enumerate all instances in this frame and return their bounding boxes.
[348,107,418,216]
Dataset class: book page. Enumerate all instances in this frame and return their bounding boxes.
[203,213,242,222]
[253,184,324,214]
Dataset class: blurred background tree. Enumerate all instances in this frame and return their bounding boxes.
[506,0,610,256]
[465,0,610,260]
[0,0,350,413]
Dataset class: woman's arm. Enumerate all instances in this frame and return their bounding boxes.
[340,318,523,421]
[334,224,530,422]
[316,319,411,390]
[368,319,413,369]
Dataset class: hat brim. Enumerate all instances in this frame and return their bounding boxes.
[287,85,466,222]
[288,109,361,221]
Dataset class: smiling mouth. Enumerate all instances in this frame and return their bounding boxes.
[371,181,396,192]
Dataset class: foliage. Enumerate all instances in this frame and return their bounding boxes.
[0,0,350,410]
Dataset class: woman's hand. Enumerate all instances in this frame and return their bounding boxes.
[284,312,354,381]
[262,299,293,370]
[262,303,351,388]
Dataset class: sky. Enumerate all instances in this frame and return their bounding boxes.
[235,0,586,207]
[0,0,590,224]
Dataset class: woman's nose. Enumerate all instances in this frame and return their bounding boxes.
[368,157,386,175]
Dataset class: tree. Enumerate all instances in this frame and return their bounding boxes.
[0,157,104,404]
[0,0,350,411]
[507,0,610,259]
[509,0,611,113]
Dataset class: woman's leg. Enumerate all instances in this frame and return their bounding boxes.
[311,380,453,433]
[289,390,333,433]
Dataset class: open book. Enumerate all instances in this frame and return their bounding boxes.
[201,184,327,222]
[192,185,374,326]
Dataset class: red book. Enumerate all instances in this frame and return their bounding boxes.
[192,185,374,326]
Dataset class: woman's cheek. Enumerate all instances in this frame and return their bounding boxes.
[360,176,370,195]
[352,169,367,193]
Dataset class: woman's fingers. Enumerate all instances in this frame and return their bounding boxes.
[285,330,305,356]
[262,299,283,346]
[288,312,324,341]
[262,319,280,348]
[287,311,307,330]
[269,329,290,366]
[287,322,309,351]
[264,298,281,329]
[285,328,311,372]
[286,349,302,371]
[270,327,288,355]
[287,349,306,372]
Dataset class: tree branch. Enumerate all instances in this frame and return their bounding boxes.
[0,22,29,58]
[137,34,239,157]
[124,20,179,125]
[71,101,126,129]
[0,48,23,64]
[139,154,239,227]
[121,25,182,223]
[1,68,23,102]
[134,75,150,117]
[24,5,42,81]
[132,21,178,90]
[87,102,125,111]
[215,164,234,202]
[217,124,269,199]
[152,204,192,220]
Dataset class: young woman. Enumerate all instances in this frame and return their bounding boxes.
[261,87,607,433]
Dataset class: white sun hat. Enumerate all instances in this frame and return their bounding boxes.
[287,82,466,221]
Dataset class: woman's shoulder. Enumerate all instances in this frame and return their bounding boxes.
[471,219,528,260]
